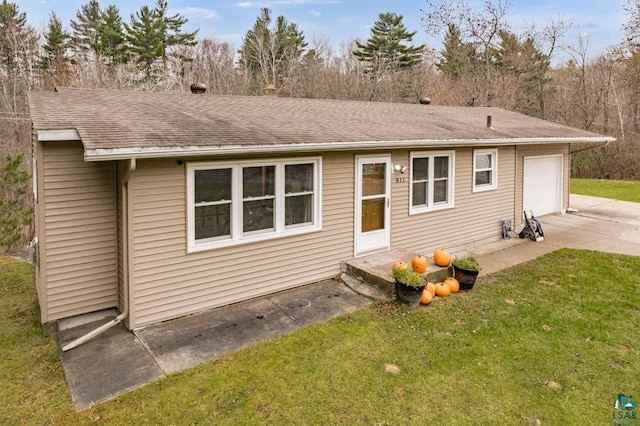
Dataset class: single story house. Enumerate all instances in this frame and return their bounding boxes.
[27,87,614,334]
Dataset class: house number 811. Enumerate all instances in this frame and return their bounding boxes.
[395,177,406,183]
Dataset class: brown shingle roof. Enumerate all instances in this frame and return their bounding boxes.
[28,87,613,160]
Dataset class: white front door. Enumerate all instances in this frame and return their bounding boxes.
[523,155,563,216]
[355,155,391,255]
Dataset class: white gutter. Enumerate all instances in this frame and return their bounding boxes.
[62,158,136,352]
[84,136,616,161]
[37,129,81,142]
[570,140,611,154]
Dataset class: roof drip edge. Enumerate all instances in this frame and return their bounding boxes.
[83,137,616,161]
[37,129,81,142]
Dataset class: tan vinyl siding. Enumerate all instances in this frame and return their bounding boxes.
[129,154,354,328]
[42,141,118,321]
[127,146,559,328]
[34,137,47,322]
[392,147,516,254]
[515,144,569,225]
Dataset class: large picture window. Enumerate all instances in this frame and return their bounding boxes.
[410,151,454,213]
[473,149,498,192]
[187,158,321,252]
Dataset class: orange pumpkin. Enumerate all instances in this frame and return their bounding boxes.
[433,249,452,267]
[445,277,460,293]
[392,261,408,272]
[425,282,436,298]
[411,254,427,273]
[435,282,451,297]
[420,289,433,305]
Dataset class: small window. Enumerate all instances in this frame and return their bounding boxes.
[242,166,275,234]
[410,151,455,213]
[473,149,498,192]
[194,168,232,241]
[285,163,315,227]
[187,158,321,252]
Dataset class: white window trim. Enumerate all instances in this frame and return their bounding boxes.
[187,157,322,253]
[473,148,498,192]
[409,150,455,215]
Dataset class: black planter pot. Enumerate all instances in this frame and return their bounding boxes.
[452,265,479,291]
[394,280,425,307]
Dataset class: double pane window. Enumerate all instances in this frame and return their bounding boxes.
[410,151,454,213]
[473,149,498,191]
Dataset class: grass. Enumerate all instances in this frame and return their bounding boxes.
[2,251,640,424]
[571,178,640,202]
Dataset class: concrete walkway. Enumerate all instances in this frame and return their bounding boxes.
[55,195,640,410]
[57,280,372,410]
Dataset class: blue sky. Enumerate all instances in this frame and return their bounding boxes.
[20,0,627,60]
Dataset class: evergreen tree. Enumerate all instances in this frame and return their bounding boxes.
[41,12,71,71]
[0,153,33,253]
[353,12,425,76]
[493,30,550,116]
[124,4,160,74]
[0,0,38,114]
[0,1,36,77]
[70,0,102,56]
[97,5,127,65]
[436,23,476,78]
[238,7,307,90]
[125,0,197,77]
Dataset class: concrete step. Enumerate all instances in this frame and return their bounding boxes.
[341,248,452,299]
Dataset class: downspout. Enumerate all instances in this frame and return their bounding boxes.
[62,158,136,352]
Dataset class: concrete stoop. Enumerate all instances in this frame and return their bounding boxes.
[341,249,452,300]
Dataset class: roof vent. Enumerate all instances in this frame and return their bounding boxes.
[487,115,493,128]
[419,96,431,105]
[190,83,207,94]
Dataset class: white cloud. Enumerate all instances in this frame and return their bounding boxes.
[309,10,322,17]
[174,7,220,20]
[235,0,339,7]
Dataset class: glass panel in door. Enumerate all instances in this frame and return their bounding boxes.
[361,162,386,233]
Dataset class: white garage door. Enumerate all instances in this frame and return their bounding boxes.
[523,155,563,217]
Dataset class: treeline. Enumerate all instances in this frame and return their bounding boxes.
[3,0,640,180]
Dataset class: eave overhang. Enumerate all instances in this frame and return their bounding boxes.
[36,129,81,142]
[82,136,616,162]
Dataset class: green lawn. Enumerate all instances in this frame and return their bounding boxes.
[2,251,640,424]
[571,178,640,202]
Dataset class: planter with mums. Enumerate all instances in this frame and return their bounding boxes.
[452,256,482,291]
[392,268,426,307]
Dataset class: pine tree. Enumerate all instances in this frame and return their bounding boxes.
[238,7,307,91]
[98,5,127,65]
[436,23,476,78]
[41,12,71,72]
[493,30,550,116]
[0,1,37,78]
[0,153,33,253]
[70,0,102,57]
[0,0,38,118]
[125,0,197,78]
[352,12,425,76]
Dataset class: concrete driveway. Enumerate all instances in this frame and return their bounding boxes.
[55,194,640,410]
[471,194,640,275]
